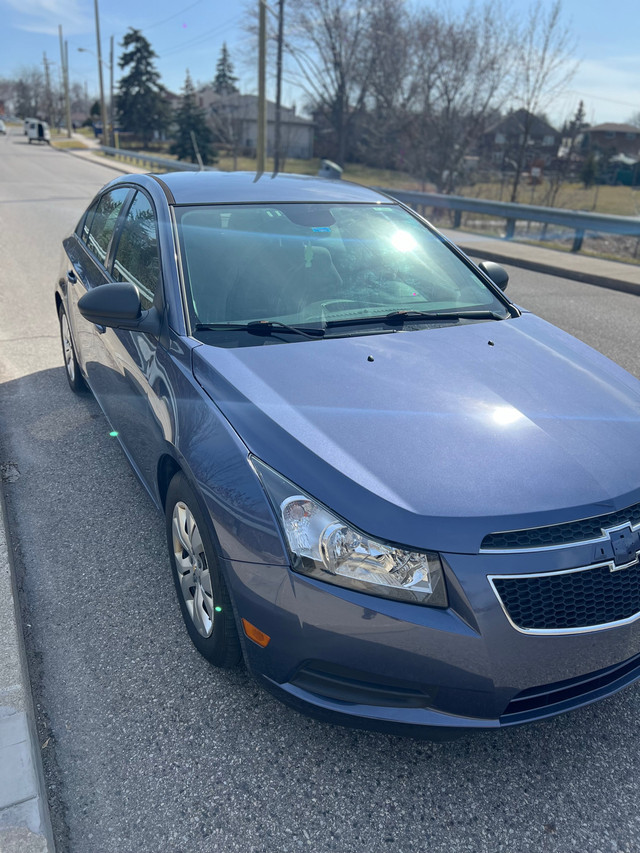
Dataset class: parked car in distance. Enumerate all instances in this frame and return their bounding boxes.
[55,171,640,738]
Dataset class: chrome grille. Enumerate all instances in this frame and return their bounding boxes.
[481,502,640,551]
[490,561,640,633]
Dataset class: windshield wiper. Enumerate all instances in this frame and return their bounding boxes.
[385,309,508,321]
[323,309,508,328]
[194,320,326,339]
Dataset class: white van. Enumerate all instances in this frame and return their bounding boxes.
[27,120,50,144]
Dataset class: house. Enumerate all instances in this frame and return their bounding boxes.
[579,123,640,159]
[478,109,561,169]
[197,90,314,160]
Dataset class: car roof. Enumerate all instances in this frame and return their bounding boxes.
[147,170,389,205]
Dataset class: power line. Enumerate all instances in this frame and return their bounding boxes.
[156,13,242,59]
[568,90,639,108]
[144,0,207,32]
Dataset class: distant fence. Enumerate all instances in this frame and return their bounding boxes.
[99,146,215,173]
[376,188,640,253]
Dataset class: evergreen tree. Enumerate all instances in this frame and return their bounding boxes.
[170,71,217,165]
[213,43,239,95]
[116,28,169,147]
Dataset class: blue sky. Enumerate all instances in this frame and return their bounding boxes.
[0,0,638,127]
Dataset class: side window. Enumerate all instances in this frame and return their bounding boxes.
[83,187,130,264]
[111,191,160,310]
[77,200,98,242]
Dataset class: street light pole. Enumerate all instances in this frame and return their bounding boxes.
[93,0,109,145]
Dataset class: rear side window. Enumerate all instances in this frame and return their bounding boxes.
[111,191,160,310]
[77,200,98,242]
[83,187,130,264]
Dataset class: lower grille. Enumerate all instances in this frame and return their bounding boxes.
[490,561,640,632]
[290,662,434,708]
[502,653,640,723]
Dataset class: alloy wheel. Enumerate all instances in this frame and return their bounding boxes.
[171,501,215,638]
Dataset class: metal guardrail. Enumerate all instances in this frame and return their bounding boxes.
[375,188,640,252]
[99,146,216,173]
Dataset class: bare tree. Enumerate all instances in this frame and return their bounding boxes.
[13,66,46,119]
[542,99,586,211]
[508,0,576,201]
[286,0,375,166]
[629,111,640,128]
[363,0,417,169]
[406,2,513,192]
[207,95,254,170]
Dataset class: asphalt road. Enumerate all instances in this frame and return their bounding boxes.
[1,131,640,853]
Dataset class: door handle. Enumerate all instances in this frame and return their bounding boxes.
[67,269,77,284]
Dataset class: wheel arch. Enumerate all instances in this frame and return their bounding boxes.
[157,453,229,564]
[157,453,182,511]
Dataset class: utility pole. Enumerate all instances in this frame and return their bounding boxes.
[66,43,72,131]
[59,25,72,138]
[93,0,109,146]
[273,0,284,176]
[109,35,114,147]
[42,53,53,127]
[256,0,267,177]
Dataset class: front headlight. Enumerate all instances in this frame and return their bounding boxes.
[252,458,447,607]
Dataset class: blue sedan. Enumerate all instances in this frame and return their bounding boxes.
[55,171,640,737]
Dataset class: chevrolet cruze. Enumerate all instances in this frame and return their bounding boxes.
[55,171,640,737]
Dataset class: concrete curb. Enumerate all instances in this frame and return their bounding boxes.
[0,484,55,853]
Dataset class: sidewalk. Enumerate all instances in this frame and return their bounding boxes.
[0,484,54,853]
[440,228,640,296]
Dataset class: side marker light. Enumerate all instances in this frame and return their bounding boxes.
[242,618,271,648]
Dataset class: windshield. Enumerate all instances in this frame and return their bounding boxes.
[175,202,508,335]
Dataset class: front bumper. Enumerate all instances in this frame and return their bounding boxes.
[222,544,640,736]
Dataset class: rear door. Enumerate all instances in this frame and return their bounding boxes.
[65,186,132,368]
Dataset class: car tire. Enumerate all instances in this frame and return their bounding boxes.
[165,472,242,668]
[58,304,86,393]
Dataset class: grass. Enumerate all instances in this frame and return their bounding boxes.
[214,156,421,190]
[50,137,89,150]
[100,142,638,218]
[459,180,640,218]
[105,144,424,189]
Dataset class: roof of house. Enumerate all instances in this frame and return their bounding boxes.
[587,123,639,134]
[485,109,559,138]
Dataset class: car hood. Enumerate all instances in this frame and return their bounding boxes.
[192,314,640,554]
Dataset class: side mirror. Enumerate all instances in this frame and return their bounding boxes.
[78,282,160,334]
[478,261,509,291]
